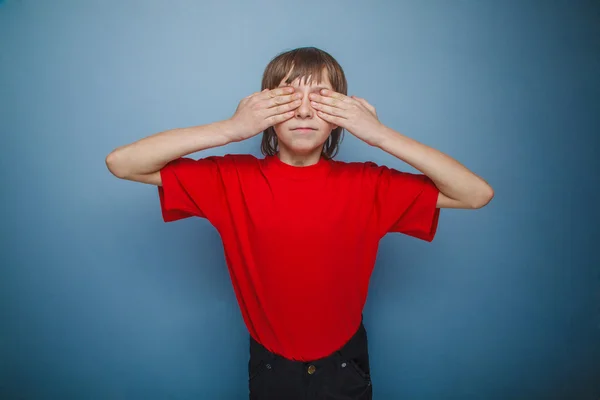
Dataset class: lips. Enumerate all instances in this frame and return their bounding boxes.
[292,127,317,130]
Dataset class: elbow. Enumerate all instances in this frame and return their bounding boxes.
[471,185,494,209]
[105,148,129,179]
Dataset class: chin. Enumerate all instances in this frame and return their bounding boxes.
[277,136,324,154]
[284,142,323,155]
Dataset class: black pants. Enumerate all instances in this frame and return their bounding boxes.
[248,321,373,400]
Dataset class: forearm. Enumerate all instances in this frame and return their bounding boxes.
[106,119,238,178]
[376,125,493,208]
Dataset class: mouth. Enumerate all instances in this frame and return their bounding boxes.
[291,127,317,132]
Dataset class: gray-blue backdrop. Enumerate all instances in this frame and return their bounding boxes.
[1,0,598,399]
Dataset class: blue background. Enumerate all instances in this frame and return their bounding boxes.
[1,0,599,399]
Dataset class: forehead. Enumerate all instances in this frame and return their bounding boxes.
[277,66,333,89]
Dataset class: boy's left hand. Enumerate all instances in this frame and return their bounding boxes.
[309,89,385,147]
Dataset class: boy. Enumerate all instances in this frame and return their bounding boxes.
[106,47,493,400]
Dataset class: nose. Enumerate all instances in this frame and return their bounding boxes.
[295,92,314,119]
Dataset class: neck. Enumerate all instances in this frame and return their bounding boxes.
[277,145,324,167]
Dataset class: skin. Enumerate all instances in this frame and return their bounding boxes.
[268,66,494,209]
[272,68,338,167]
[105,84,304,185]
[308,84,494,209]
[106,65,493,209]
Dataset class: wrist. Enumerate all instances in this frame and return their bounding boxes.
[217,119,244,143]
[372,123,395,149]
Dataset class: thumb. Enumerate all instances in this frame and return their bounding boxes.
[353,95,373,110]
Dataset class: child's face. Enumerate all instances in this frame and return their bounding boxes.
[273,68,338,157]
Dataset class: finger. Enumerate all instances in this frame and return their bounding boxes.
[244,90,264,100]
[316,110,344,125]
[260,86,295,100]
[266,110,296,126]
[311,101,347,117]
[320,89,348,102]
[265,99,301,117]
[266,93,302,108]
[352,96,376,113]
[309,93,349,110]
[353,96,369,107]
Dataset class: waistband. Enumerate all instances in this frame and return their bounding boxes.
[249,318,368,371]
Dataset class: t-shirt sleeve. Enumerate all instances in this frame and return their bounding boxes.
[157,156,227,224]
[371,163,441,241]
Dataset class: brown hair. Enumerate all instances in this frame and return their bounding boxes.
[260,47,347,159]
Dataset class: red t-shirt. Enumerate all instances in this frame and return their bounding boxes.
[158,154,440,361]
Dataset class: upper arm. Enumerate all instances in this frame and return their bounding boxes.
[436,191,490,209]
[436,191,471,209]
[122,170,163,186]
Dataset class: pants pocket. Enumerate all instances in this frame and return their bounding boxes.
[336,358,372,400]
[348,358,372,384]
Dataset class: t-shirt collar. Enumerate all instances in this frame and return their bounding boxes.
[265,153,331,180]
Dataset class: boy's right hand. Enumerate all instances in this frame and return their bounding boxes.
[227,87,302,142]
